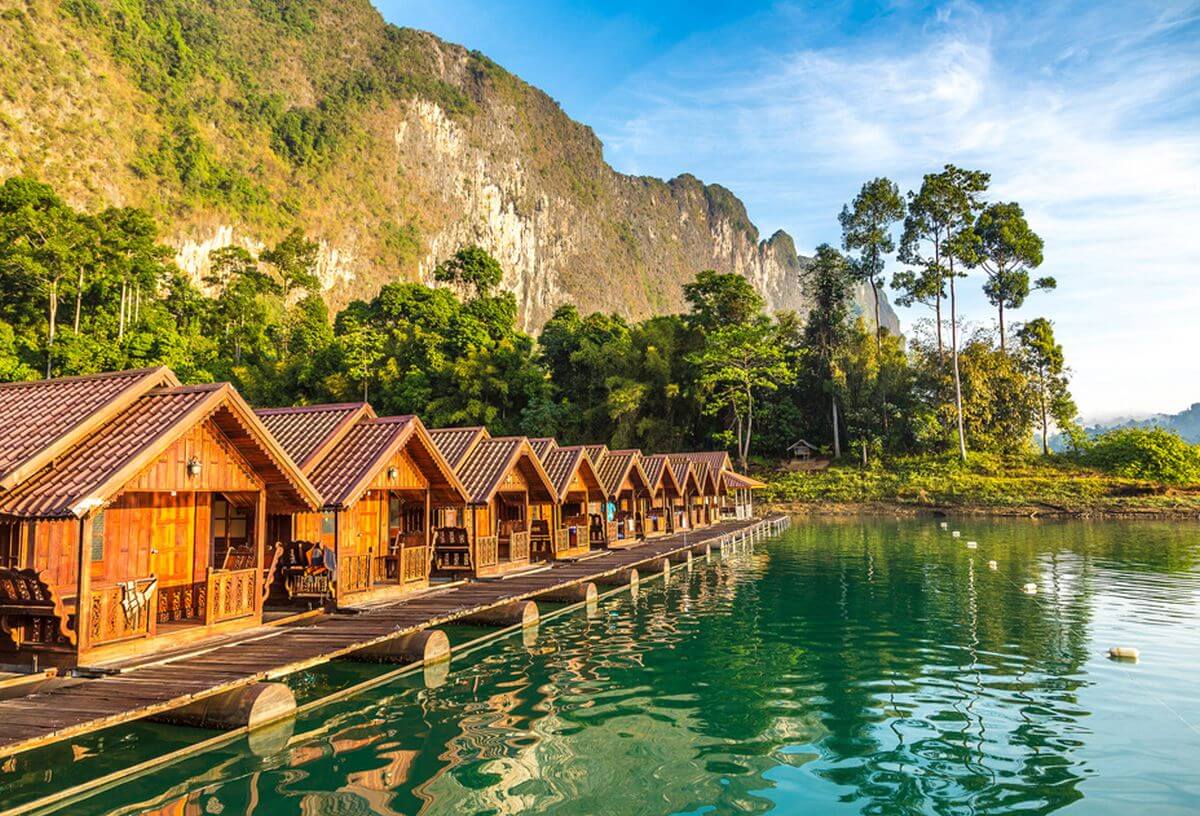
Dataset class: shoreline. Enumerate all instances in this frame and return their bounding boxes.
[763,500,1200,521]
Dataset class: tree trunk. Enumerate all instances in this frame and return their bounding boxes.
[45,278,58,378]
[741,384,753,472]
[73,266,84,333]
[998,301,1006,353]
[872,277,889,436]
[1040,366,1050,456]
[949,267,967,462]
[118,279,127,340]
[831,395,841,459]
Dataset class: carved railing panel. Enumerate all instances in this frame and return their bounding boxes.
[508,530,530,563]
[89,579,155,646]
[433,527,472,571]
[338,554,372,596]
[401,546,428,583]
[552,527,570,555]
[158,581,205,624]
[207,568,256,625]
[475,535,499,568]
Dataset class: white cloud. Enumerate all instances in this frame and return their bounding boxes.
[595,2,1200,418]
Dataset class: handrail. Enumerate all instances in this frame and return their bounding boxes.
[206,567,256,625]
[88,577,156,646]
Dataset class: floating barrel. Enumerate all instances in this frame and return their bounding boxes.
[1022,583,1038,594]
[1108,646,1140,661]
[349,629,451,664]
[987,560,998,570]
[462,600,539,628]
[595,568,639,591]
[152,682,296,732]
[539,582,598,605]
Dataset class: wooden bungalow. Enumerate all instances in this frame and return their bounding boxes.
[428,431,557,578]
[532,444,608,560]
[594,449,651,543]
[256,406,467,607]
[640,454,683,538]
[671,454,721,528]
[0,368,320,670]
[667,457,702,533]
[723,471,768,520]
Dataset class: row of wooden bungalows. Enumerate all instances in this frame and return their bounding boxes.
[0,368,765,671]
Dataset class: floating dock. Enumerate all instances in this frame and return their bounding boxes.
[0,516,789,760]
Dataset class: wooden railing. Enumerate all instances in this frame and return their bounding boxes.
[529,523,554,561]
[158,581,205,624]
[507,530,530,563]
[338,554,372,596]
[207,567,257,625]
[590,520,618,545]
[88,579,156,646]
[401,546,428,583]
[476,535,499,568]
[552,526,570,556]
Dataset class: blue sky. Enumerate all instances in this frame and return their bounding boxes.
[378,1,1200,421]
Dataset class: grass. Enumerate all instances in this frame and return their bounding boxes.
[760,453,1200,517]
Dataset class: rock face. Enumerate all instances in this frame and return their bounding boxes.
[0,0,898,333]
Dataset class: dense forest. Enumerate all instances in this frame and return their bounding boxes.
[3,168,1195,482]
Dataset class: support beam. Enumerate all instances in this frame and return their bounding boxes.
[462,600,539,628]
[151,682,295,732]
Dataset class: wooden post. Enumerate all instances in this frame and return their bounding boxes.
[254,489,266,618]
[75,516,91,656]
[423,489,431,581]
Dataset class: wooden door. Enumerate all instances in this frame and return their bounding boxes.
[151,493,193,587]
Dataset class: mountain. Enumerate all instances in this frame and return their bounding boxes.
[1084,404,1200,444]
[0,0,898,332]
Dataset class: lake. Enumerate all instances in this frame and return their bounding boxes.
[3,518,1199,815]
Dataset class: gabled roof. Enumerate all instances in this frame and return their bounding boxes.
[307,415,467,509]
[642,454,682,496]
[670,454,719,496]
[528,437,557,460]
[542,445,606,501]
[0,367,179,491]
[595,449,650,496]
[256,402,375,471]
[0,383,321,518]
[455,437,555,504]
[669,457,701,496]
[428,426,490,471]
[680,451,733,474]
[583,444,608,465]
[724,471,768,490]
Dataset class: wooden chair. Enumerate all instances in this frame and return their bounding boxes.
[0,567,75,648]
[220,545,256,571]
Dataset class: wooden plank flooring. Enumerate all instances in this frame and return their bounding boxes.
[0,517,787,759]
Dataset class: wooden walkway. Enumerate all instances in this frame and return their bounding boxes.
[0,516,788,759]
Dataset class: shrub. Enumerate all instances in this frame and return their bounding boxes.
[1082,428,1200,485]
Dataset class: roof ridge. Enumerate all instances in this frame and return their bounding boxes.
[0,366,171,390]
[255,401,371,415]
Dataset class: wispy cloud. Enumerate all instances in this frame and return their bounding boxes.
[595,1,1200,418]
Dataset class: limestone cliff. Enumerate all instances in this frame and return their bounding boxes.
[0,0,898,332]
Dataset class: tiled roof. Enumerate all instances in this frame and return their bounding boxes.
[583,444,608,463]
[670,454,718,496]
[455,437,555,504]
[0,367,178,490]
[669,457,699,495]
[528,437,557,460]
[307,415,465,508]
[724,471,768,490]
[256,403,374,470]
[679,451,733,473]
[642,454,681,495]
[542,445,604,500]
[595,449,648,496]
[428,426,490,470]
[0,384,321,518]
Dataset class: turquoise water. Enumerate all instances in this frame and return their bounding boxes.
[4,518,1200,815]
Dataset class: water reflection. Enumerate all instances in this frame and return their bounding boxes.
[4,520,1200,816]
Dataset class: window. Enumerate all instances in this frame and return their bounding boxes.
[322,513,336,536]
[0,521,21,568]
[90,512,106,562]
[388,495,401,532]
[212,495,254,567]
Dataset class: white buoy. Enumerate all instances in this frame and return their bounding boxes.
[1022,582,1038,594]
[966,541,978,549]
[1108,646,1140,662]
[951,531,961,539]
[939,522,948,530]
[987,560,998,570]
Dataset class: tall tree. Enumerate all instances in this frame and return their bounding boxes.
[800,244,856,458]
[0,177,92,376]
[1017,318,1076,455]
[682,269,765,334]
[902,165,990,460]
[261,227,321,301]
[959,202,1053,351]
[839,177,905,353]
[690,318,792,471]
[433,245,504,299]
